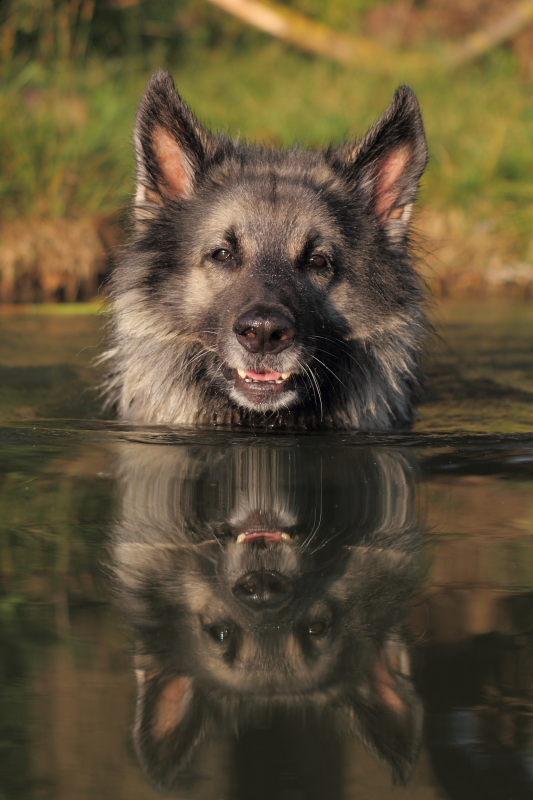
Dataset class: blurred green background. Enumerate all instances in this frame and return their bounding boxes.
[1,0,533,300]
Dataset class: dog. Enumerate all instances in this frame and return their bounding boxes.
[104,71,428,429]
[112,438,423,791]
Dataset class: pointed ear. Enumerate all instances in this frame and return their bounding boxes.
[133,70,219,215]
[351,637,423,785]
[329,86,427,244]
[133,663,208,791]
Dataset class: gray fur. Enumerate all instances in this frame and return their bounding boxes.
[104,71,428,429]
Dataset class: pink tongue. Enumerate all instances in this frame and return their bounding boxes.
[245,370,282,382]
[244,532,283,542]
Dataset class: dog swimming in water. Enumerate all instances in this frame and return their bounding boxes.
[104,71,428,429]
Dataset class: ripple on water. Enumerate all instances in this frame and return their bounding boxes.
[1,300,533,798]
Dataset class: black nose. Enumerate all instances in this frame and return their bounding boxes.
[233,571,294,608]
[233,308,296,355]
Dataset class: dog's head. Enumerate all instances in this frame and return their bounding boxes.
[113,441,423,790]
[110,71,428,428]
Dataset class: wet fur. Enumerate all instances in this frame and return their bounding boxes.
[104,71,428,429]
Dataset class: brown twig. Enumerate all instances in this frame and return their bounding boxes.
[445,0,533,67]
[205,0,404,70]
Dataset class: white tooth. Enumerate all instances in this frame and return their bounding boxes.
[281,533,291,541]
[245,377,252,383]
[236,533,247,544]
[281,372,291,380]
[237,369,247,379]
[275,379,283,384]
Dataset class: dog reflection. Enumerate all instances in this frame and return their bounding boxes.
[112,441,423,792]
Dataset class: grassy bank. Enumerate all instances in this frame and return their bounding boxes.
[1,1,533,297]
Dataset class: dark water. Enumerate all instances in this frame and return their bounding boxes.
[1,303,533,800]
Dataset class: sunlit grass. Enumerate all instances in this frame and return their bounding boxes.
[0,301,108,316]
[1,38,532,269]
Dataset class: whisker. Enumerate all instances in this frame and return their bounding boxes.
[311,336,363,370]
[307,525,349,556]
[181,347,212,375]
[300,460,324,548]
[310,354,350,392]
[207,362,224,391]
[298,360,323,422]
[296,360,320,418]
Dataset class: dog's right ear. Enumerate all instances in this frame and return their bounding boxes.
[133,661,208,791]
[133,70,219,214]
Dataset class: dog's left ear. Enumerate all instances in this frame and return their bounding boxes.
[133,662,209,791]
[348,636,423,785]
[133,70,224,214]
[328,86,427,244]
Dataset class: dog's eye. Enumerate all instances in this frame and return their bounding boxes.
[308,254,327,269]
[307,621,327,636]
[209,625,232,641]
[212,248,233,263]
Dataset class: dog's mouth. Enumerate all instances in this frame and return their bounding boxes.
[230,368,294,402]
[234,531,292,544]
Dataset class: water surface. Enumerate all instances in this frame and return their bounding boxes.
[1,302,533,799]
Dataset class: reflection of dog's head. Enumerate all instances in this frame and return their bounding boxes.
[113,441,423,791]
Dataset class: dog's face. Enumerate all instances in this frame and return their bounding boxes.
[154,174,348,417]
[136,518,414,697]
[108,71,428,428]
[113,442,423,790]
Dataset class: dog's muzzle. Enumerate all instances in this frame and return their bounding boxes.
[224,305,298,406]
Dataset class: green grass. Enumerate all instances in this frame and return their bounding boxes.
[1,12,533,268]
[0,301,108,315]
